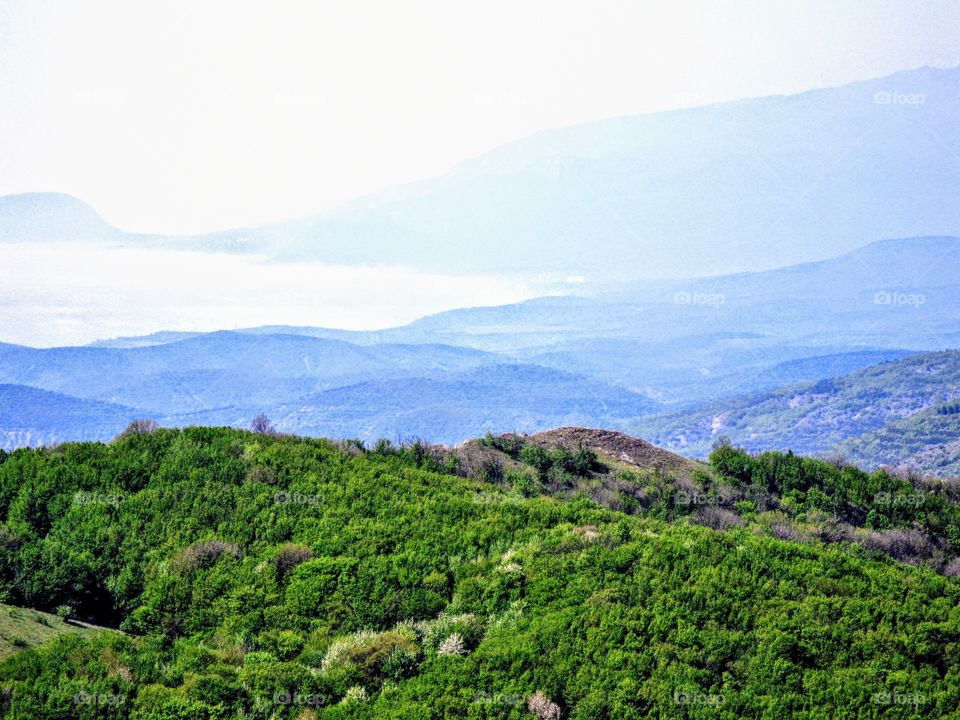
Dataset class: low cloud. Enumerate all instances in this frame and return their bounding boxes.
[0,242,537,346]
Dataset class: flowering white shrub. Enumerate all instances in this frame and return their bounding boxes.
[527,690,561,720]
[414,612,484,653]
[436,632,466,656]
[320,630,378,673]
[488,599,526,631]
[341,685,368,704]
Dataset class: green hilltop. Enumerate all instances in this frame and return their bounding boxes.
[0,426,959,718]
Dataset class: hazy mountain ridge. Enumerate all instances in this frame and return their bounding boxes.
[0,192,122,243]
[4,66,960,282]
[637,349,960,475]
[224,66,960,279]
[2,237,957,460]
[0,383,143,449]
[2,66,960,468]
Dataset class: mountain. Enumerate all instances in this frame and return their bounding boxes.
[380,235,960,348]
[1,236,955,454]
[222,66,960,280]
[6,67,959,281]
[0,332,508,414]
[175,363,661,444]
[206,236,952,405]
[0,384,141,449]
[0,192,122,243]
[0,331,662,446]
[636,349,960,475]
[89,330,204,348]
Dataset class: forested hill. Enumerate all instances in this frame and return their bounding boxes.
[638,349,960,476]
[1,426,960,718]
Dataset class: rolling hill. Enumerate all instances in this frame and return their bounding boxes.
[76,235,960,407]
[2,426,960,718]
[170,363,661,445]
[0,384,142,449]
[637,350,960,475]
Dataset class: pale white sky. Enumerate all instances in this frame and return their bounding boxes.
[3,0,960,234]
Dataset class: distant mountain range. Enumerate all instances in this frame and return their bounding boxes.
[637,349,960,476]
[66,235,960,403]
[3,66,959,281]
[2,66,959,472]
[1,235,957,472]
[0,384,136,449]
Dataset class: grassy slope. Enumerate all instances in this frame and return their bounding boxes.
[0,604,106,661]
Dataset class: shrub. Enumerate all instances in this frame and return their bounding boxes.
[509,469,539,497]
[245,465,276,485]
[341,685,368,704]
[528,690,562,720]
[436,633,467,656]
[172,539,240,574]
[114,419,160,441]
[943,558,960,577]
[692,506,743,531]
[321,629,419,685]
[251,414,278,437]
[519,445,552,477]
[859,527,934,563]
[274,543,313,584]
[414,612,485,653]
[482,432,525,458]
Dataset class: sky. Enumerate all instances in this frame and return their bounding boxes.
[2,0,960,234]
[2,0,960,346]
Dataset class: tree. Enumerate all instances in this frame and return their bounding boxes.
[114,419,160,441]
[251,414,277,437]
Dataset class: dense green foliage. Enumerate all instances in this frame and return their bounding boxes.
[1,428,960,718]
[707,442,960,566]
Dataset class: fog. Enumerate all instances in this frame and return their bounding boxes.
[0,243,537,346]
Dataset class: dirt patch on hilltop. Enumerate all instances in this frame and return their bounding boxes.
[526,427,705,479]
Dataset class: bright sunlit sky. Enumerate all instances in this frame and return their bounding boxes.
[3,0,960,235]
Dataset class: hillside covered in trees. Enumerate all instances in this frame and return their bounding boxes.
[638,350,960,477]
[1,426,959,718]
